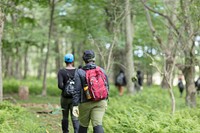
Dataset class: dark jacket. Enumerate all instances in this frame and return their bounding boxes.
[195,78,200,91]
[115,71,126,86]
[57,68,76,98]
[72,63,109,106]
[136,71,143,86]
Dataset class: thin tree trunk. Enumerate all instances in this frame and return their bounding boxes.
[142,0,177,113]
[11,13,21,79]
[15,45,21,79]
[146,71,152,86]
[125,0,134,93]
[15,47,19,78]
[168,84,175,114]
[78,41,84,66]
[164,55,176,114]
[42,0,55,96]
[0,9,4,102]
[72,41,75,67]
[4,56,9,78]
[37,44,44,79]
[23,45,29,79]
[106,30,117,74]
[161,59,173,89]
[55,40,61,71]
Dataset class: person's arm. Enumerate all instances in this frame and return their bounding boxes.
[100,67,109,91]
[123,73,127,85]
[105,74,109,91]
[72,69,81,106]
[57,70,64,90]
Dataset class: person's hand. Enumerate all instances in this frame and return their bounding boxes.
[72,106,79,117]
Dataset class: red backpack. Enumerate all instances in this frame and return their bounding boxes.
[85,66,108,101]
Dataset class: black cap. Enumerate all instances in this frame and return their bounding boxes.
[82,50,95,62]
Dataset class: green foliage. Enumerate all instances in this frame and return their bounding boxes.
[3,80,200,132]
[3,77,60,96]
[103,85,200,133]
[0,102,45,133]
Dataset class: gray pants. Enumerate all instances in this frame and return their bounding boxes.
[61,96,79,133]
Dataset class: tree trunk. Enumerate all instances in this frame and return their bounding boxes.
[37,44,44,79]
[77,41,84,66]
[55,40,61,71]
[183,66,196,107]
[161,59,173,89]
[42,0,55,96]
[72,42,75,67]
[0,9,4,102]
[146,70,152,86]
[142,0,177,113]
[4,56,10,78]
[11,13,21,79]
[183,50,196,107]
[164,55,176,114]
[125,0,134,93]
[23,45,28,79]
[161,76,168,89]
[181,0,196,107]
[15,46,19,79]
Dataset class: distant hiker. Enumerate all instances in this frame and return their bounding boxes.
[131,76,141,92]
[115,69,127,96]
[136,70,143,90]
[178,78,185,97]
[72,50,109,133]
[195,77,200,94]
[57,53,79,133]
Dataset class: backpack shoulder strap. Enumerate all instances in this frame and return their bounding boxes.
[64,68,77,79]
[73,68,78,80]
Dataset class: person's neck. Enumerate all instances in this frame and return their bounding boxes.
[66,64,75,69]
[86,62,95,65]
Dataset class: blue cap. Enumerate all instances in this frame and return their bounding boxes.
[64,54,74,63]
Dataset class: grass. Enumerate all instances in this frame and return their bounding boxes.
[2,78,200,133]
[3,77,60,96]
[0,102,45,133]
[104,85,200,133]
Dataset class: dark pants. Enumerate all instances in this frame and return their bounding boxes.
[61,96,79,133]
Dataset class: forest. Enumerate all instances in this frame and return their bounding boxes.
[0,0,200,133]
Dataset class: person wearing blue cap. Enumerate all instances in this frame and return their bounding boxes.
[57,53,79,133]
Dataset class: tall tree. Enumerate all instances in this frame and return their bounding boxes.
[142,0,200,107]
[0,8,4,102]
[141,0,178,113]
[125,0,134,93]
[42,0,55,96]
[179,0,196,107]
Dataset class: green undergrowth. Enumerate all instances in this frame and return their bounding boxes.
[0,102,45,133]
[2,78,200,133]
[104,85,200,133]
[3,77,60,96]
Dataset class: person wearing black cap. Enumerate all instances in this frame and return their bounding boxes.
[72,50,109,133]
[57,54,79,133]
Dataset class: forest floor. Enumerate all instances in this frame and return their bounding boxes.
[21,103,62,133]
[4,94,64,133]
